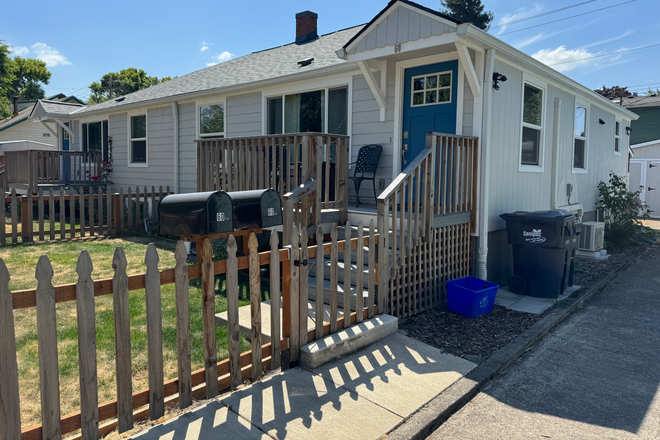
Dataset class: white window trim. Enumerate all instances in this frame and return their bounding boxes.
[572,98,590,174]
[518,73,547,173]
[196,98,226,138]
[410,70,453,107]
[128,111,148,168]
[614,116,622,156]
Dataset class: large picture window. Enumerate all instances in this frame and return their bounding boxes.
[573,104,588,171]
[199,103,224,137]
[267,86,348,135]
[520,83,544,167]
[130,114,147,165]
[82,120,109,160]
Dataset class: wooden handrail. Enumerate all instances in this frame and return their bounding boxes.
[282,178,317,246]
[377,147,433,204]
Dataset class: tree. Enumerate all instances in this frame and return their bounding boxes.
[645,87,660,96]
[593,85,635,99]
[441,0,494,31]
[8,56,51,100]
[0,41,52,119]
[88,68,174,104]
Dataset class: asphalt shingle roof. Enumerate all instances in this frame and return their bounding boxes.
[75,25,364,115]
[621,95,660,109]
[38,100,84,115]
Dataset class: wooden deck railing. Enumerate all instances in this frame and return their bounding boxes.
[0,225,378,439]
[4,150,103,191]
[377,133,479,318]
[196,133,350,228]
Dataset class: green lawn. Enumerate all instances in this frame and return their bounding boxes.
[2,235,268,429]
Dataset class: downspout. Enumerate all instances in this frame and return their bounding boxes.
[477,48,496,281]
[172,102,180,194]
[550,98,562,209]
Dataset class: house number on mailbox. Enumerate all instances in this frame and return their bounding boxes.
[268,208,275,217]
[216,212,226,222]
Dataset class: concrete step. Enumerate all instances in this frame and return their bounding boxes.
[307,276,371,312]
[308,258,371,289]
[215,299,346,343]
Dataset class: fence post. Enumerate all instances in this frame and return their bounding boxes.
[269,232,281,370]
[112,248,133,432]
[289,227,300,362]
[226,235,242,388]
[248,233,262,380]
[144,244,164,420]
[201,238,219,398]
[21,194,29,242]
[0,259,21,439]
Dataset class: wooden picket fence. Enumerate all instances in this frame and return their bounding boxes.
[0,225,379,440]
[1,186,171,244]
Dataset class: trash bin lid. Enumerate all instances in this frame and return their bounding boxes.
[500,210,575,225]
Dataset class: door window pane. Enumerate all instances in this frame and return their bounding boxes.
[574,139,585,168]
[411,72,451,107]
[200,104,224,135]
[523,84,543,126]
[521,126,541,166]
[285,90,323,133]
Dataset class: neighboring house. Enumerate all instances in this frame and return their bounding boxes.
[36,0,638,284]
[623,95,660,217]
[0,94,85,148]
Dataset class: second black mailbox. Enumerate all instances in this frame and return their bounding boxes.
[228,189,283,230]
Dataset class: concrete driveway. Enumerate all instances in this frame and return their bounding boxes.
[429,245,660,440]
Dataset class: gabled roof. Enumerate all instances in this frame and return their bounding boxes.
[74,25,364,115]
[621,95,660,109]
[341,0,461,52]
[31,99,84,118]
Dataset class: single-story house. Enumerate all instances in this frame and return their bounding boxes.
[33,0,638,284]
[0,94,84,147]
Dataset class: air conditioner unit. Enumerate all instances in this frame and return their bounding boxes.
[578,221,605,252]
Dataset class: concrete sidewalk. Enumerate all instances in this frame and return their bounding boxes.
[129,333,475,440]
[429,246,660,439]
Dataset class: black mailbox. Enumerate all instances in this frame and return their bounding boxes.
[158,191,233,236]
[228,189,283,230]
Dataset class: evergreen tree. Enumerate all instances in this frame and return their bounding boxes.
[88,68,174,104]
[594,85,635,99]
[441,0,494,31]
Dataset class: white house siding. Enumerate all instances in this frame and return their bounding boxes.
[348,6,456,55]
[69,120,80,151]
[178,103,197,194]
[108,113,129,189]
[632,143,660,158]
[225,92,262,138]
[0,120,58,146]
[487,60,552,231]
[350,67,395,201]
[462,76,474,136]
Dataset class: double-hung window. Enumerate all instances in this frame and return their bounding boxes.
[573,101,588,172]
[129,114,147,165]
[199,103,224,138]
[267,86,348,135]
[520,79,545,169]
[614,118,621,155]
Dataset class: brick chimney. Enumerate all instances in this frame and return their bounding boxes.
[296,11,318,44]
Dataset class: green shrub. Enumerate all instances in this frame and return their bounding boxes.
[597,172,651,244]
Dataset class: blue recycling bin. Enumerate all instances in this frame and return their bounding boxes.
[447,276,499,318]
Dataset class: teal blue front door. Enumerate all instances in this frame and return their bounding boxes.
[402,60,458,169]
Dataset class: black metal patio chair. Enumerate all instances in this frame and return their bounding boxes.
[349,144,382,207]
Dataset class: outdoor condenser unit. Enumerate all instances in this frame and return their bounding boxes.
[578,221,605,252]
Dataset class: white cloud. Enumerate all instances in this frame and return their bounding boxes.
[532,46,595,72]
[200,40,210,52]
[495,4,544,35]
[200,45,209,52]
[514,33,547,49]
[206,62,218,67]
[10,45,29,56]
[581,30,634,49]
[216,51,233,62]
[14,42,71,66]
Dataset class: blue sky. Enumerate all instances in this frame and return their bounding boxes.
[2,0,658,101]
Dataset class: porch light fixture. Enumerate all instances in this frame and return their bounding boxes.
[492,72,507,90]
[626,126,632,135]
